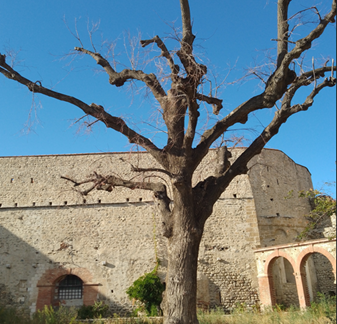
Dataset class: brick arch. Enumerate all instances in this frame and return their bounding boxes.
[294,246,336,308]
[264,250,296,276]
[259,251,297,307]
[296,246,336,276]
[37,267,94,286]
[36,268,99,311]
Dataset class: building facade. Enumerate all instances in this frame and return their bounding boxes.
[0,148,334,314]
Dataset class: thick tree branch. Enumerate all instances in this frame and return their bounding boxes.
[118,157,173,177]
[230,77,336,175]
[215,146,232,177]
[195,93,223,115]
[131,166,173,178]
[183,99,199,151]
[179,0,195,47]
[0,53,165,165]
[63,172,174,237]
[300,65,337,79]
[268,0,336,97]
[195,75,336,226]
[278,65,337,103]
[177,0,207,81]
[277,0,292,67]
[99,175,166,193]
[74,47,167,102]
[194,94,265,163]
[140,36,180,77]
[194,2,336,167]
[161,88,188,153]
[266,6,335,103]
[62,171,168,196]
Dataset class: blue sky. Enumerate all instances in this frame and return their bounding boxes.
[0,0,336,195]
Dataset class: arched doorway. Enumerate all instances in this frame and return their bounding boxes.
[269,257,299,307]
[301,252,336,302]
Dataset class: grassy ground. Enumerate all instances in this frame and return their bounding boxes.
[197,306,336,324]
[0,296,335,324]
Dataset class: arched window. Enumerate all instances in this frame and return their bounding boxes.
[57,275,83,300]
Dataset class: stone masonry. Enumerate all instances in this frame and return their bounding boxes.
[0,148,326,314]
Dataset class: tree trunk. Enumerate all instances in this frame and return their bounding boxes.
[162,191,203,324]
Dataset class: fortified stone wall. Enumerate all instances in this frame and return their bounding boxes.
[248,149,312,247]
[198,197,261,309]
[0,149,313,314]
[0,203,159,314]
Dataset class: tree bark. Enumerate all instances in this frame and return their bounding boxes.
[277,0,291,67]
[162,187,203,324]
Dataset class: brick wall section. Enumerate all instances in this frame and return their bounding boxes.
[36,267,97,310]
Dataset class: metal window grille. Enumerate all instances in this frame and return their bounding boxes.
[58,275,83,300]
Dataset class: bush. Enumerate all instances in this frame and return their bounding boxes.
[126,269,164,317]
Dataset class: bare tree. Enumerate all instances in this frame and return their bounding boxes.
[1,0,336,323]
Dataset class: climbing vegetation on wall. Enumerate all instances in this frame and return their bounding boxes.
[287,189,336,240]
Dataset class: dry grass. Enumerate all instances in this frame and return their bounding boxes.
[198,309,335,324]
[198,296,336,324]
[0,296,335,324]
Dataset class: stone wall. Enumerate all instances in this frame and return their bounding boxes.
[0,148,313,314]
[0,203,158,315]
[313,253,336,298]
[248,149,312,248]
[198,198,260,309]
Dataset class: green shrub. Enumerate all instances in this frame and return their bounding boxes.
[126,267,164,317]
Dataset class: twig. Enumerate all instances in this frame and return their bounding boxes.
[312,57,317,89]
[332,59,335,78]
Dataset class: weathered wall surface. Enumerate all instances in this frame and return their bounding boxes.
[198,197,261,309]
[0,149,313,314]
[312,253,336,298]
[271,257,299,307]
[248,149,313,247]
[0,203,159,314]
[255,239,337,308]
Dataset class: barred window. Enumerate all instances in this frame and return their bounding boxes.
[58,275,83,300]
